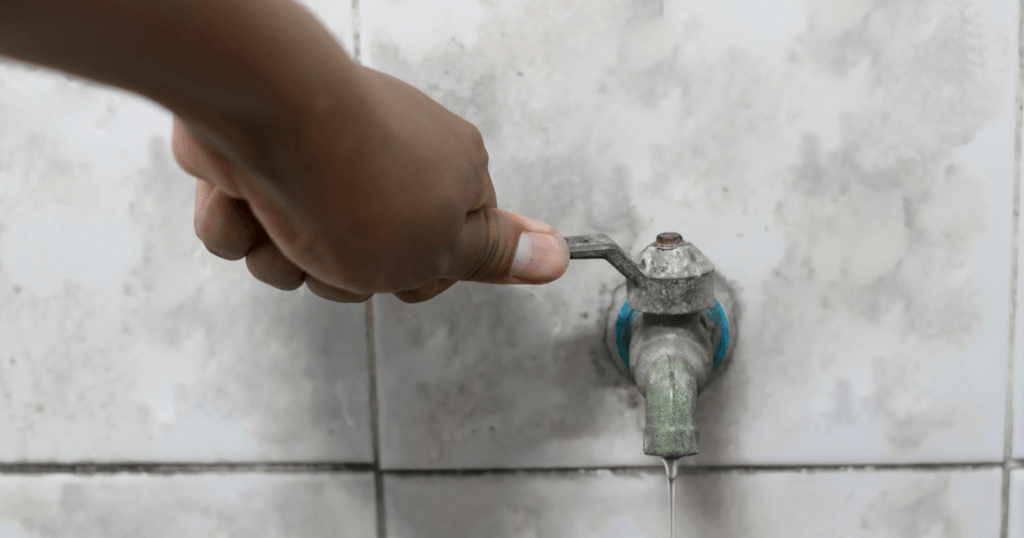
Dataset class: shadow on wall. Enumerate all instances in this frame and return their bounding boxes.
[380,278,655,466]
[124,135,373,460]
[381,271,747,473]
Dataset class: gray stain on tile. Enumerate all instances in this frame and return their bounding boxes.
[1,474,377,538]
[663,0,1009,459]
[2,132,95,209]
[366,36,646,242]
[859,474,959,536]
[826,377,859,426]
[0,83,373,459]
[125,135,373,458]
[764,0,1002,452]
[369,13,655,463]
[382,283,638,464]
[366,0,1013,466]
[868,356,961,451]
[385,468,1000,537]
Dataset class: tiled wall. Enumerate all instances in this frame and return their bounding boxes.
[0,0,1021,536]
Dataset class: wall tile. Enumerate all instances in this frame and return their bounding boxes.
[1010,470,1024,538]
[385,467,1002,538]
[365,0,1019,467]
[1013,96,1024,458]
[0,0,371,462]
[0,472,376,537]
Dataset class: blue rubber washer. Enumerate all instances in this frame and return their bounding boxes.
[615,298,730,371]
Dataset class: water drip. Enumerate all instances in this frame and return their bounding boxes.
[662,457,680,538]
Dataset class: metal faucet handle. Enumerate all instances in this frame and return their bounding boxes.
[565,234,644,282]
[564,232,716,315]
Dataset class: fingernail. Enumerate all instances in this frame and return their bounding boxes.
[510,232,570,283]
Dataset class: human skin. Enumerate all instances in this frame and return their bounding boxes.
[0,0,570,303]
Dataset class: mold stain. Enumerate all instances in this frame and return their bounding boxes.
[859,475,961,537]
[761,0,1005,451]
[367,30,646,245]
[363,0,1012,462]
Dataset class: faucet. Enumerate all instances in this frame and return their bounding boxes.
[565,232,739,458]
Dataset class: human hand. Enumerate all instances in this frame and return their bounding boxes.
[172,64,570,303]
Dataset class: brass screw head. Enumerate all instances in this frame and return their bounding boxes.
[655,232,684,247]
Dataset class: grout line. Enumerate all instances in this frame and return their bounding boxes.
[1003,3,1024,537]
[381,462,1005,477]
[351,0,380,530]
[0,462,375,474]
[351,0,383,526]
[0,461,1011,476]
[367,299,387,538]
[353,2,382,534]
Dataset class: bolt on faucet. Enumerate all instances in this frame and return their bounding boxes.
[565,232,739,458]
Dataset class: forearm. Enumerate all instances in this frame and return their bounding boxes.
[0,0,365,164]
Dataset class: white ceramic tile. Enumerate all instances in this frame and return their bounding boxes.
[365,0,1018,467]
[385,467,1002,538]
[374,283,653,469]
[0,58,372,459]
[1011,470,1024,538]
[1013,97,1024,459]
[0,472,376,537]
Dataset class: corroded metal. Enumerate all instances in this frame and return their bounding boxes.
[570,232,741,458]
[629,275,740,458]
[564,235,645,283]
[565,233,715,315]
[629,313,712,457]
[655,232,684,246]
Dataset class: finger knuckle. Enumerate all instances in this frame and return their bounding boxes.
[204,243,244,261]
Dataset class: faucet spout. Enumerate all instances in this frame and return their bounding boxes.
[630,313,717,458]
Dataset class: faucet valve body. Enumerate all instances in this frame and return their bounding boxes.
[565,233,715,315]
[566,232,737,459]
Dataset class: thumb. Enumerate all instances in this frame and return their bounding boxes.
[447,207,570,285]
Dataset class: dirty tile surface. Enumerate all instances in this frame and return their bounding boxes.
[0,473,376,538]
[385,467,1002,538]
[1014,143,1024,459]
[365,0,1018,467]
[0,2,372,461]
[1010,470,1024,538]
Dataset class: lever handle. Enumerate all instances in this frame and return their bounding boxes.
[565,234,645,283]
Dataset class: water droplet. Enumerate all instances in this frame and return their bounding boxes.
[663,457,680,538]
